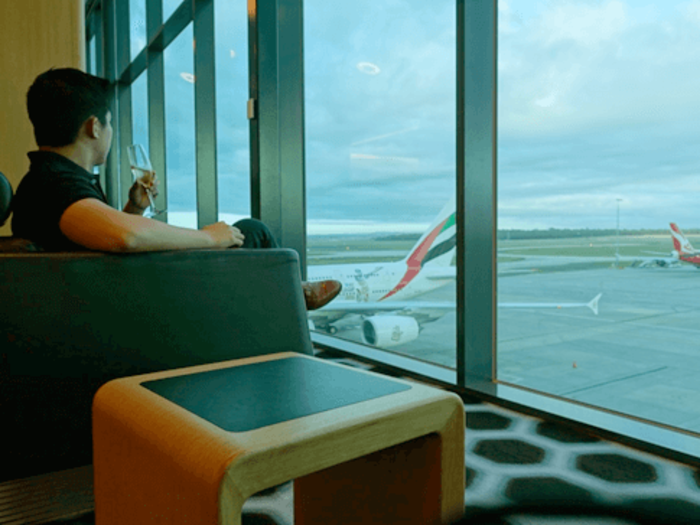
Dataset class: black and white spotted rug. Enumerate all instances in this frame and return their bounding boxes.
[33,350,700,525]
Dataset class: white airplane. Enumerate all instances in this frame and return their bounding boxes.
[670,223,700,267]
[307,197,601,349]
[628,223,698,268]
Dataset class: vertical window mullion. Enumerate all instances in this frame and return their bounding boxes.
[253,0,280,239]
[116,1,134,208]
[118,80,134,209]
[248,0,261,221]
[253,0,306,274]
[103,0,120,207]
[278,0,306,277]
[194,0,218,228]
[457,0,497,386]
[147,0,168,222]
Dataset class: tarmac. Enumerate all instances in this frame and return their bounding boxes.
[323,257,700,434]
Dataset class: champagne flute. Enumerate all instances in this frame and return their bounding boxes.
[127,144,166,217]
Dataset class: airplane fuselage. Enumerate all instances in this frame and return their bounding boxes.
[307,261,451,305]
[680,254,700,266]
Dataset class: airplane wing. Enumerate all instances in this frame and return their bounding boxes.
[310,293,602,348]
[312,293,602,317]
[310,300,455,318]
[500,293,602,315]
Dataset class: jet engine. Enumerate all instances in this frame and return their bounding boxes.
[361,316,420,348]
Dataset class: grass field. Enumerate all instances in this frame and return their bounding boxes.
[306,233,700,267]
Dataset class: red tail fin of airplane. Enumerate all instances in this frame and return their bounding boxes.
[670,223,696,255]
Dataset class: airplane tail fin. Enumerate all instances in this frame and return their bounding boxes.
[403,196,456,268]
[670,223,695,256]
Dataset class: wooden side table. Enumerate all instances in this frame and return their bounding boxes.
[93,352,465,524]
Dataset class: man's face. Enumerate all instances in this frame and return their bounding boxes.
[95,111,113,165]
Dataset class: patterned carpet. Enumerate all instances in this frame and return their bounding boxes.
[19,349,700,524]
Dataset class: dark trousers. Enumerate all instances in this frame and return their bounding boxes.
[232,218,279,249]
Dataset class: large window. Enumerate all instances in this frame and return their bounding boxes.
[87,0,700,456]
[91,0,250,228]
[304,0,457,368]
[497,0,700,434]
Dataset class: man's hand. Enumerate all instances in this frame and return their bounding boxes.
[201,222,245,248]
[126,171,159,214]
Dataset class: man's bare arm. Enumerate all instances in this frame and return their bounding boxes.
[59,198,244,252]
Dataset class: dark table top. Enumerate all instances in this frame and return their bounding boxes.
[141,356,412,432]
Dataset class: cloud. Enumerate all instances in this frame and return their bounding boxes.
[150,0,700,229]
[499,1,700,140]
[498,0,521,35]
[680,0,700,26]
[537,0,627,48]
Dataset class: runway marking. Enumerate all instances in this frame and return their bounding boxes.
[560,366,669,396]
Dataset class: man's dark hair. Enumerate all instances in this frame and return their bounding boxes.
[27,68,113,147]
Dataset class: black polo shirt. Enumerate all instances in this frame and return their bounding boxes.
[12,151,108,251]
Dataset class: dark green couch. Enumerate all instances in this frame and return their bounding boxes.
[0,248,312,481]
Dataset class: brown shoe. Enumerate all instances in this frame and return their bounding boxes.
[302,280,342,310]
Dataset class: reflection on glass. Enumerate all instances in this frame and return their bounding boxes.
[131,71,149,150]
[214,0,250,223]
[129,0,147,60]
[304,0,457,368]
[163,0,182,23]
[497,1,700,434]
[163,23,196,228]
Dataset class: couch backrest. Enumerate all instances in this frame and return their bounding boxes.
[1,248,312,480]
[2,248,312,377]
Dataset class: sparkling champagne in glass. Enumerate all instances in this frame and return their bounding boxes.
[127,144,165,217]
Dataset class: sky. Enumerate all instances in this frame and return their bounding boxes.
[126,0,700,233]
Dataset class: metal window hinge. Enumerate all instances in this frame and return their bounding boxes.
[247,98,256,120]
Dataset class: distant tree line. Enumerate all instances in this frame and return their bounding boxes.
[376,228,700,242]
[496,228,700,240]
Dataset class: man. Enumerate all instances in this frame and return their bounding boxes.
[12,68,340,309]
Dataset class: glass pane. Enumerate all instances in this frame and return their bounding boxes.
[129,0,147,60]
[304,0,457,367]
[163,0,182,23]
[164,24,196,228]
[497,1,700,434]
[131,71,149,153]
[215,0,250,223]
[88,35,97,75]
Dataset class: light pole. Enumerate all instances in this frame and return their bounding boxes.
[615,198,622,268]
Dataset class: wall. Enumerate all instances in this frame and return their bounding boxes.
[0,0,85,235]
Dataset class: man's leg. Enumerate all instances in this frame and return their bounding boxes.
[232,218,341,309]
[233,218,279,249]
